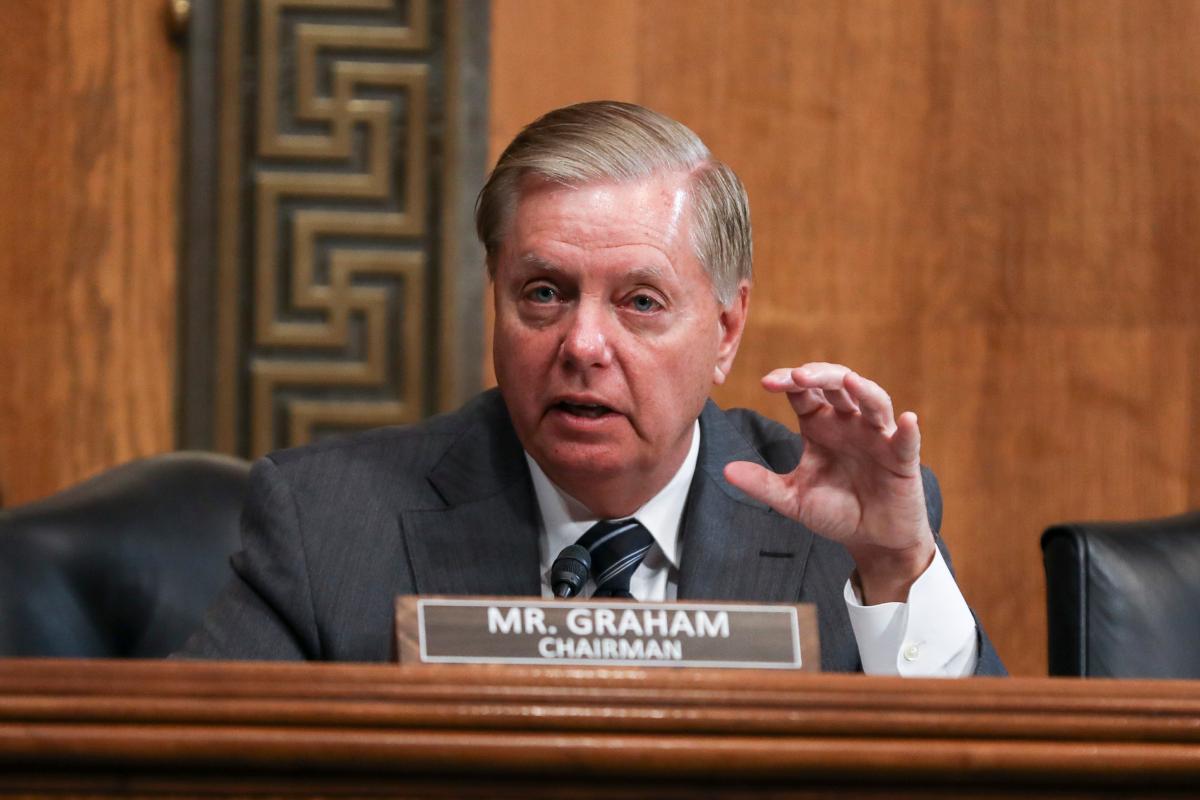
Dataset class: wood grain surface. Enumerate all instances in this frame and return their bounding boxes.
[0,0,178,507]
[0,659,1198,797]
[490,0,1200,676]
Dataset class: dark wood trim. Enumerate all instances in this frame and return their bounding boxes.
[1,659,1199,796]
[438,0,489,414]
[178,0,220,451]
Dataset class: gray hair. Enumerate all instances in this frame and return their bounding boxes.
[474,101,752,305]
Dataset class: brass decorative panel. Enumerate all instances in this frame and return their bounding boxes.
[182,0,487,458]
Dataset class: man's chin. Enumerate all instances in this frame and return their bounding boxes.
[531,443,630,486]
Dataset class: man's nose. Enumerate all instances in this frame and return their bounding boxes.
[559,302,614,369]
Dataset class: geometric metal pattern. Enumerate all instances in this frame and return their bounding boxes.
[248,0,429,454]
[182,0,487,458]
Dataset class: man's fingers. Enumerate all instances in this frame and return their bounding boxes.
[843,371,896,433]
[761,362,848,393]
[892,411,922,464]
[820,387,859,413]
[764,364,858,414]
[789,363,859,412]
[787,388,826,417]
[761,367,799,392]
[790,362,851,387]
[764,363,908,438]
[724,460,799,518]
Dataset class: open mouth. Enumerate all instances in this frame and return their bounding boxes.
[555,401,616,419]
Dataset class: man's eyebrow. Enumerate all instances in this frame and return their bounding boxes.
[519,253,562,272]
[625,264,670,284]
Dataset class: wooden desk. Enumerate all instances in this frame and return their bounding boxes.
[0,659,1198,797]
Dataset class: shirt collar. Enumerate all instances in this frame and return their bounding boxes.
[527,420,701,571]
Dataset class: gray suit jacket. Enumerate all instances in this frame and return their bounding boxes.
[183,389,1005,675]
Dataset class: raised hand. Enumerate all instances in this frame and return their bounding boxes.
[724,363,936,603]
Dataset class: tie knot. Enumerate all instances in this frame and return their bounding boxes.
[576,518,654,599]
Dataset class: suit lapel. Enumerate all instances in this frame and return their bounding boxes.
[677,402,815,602]
[399,392,542,596]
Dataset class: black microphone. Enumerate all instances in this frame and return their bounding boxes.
[551,544,591,598]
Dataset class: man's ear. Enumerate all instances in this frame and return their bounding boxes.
[713,281,750,386]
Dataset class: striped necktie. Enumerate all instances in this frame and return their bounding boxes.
[576,518,654,599]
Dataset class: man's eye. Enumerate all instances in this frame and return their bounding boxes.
[527,285,558,304]
[629,294,662,313]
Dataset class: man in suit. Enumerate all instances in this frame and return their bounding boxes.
[184,101,1004,675]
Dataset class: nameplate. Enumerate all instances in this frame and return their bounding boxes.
[395,596,819,671]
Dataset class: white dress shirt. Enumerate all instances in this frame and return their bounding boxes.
[528,421,978,677]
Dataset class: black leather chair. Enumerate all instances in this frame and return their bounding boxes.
[0,452,250,658]
[1041,511,1200,678]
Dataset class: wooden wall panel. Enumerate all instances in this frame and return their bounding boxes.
[491,0,1200,675]
[0,1,178,506]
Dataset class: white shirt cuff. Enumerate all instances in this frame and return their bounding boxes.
[843,546,978,677]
